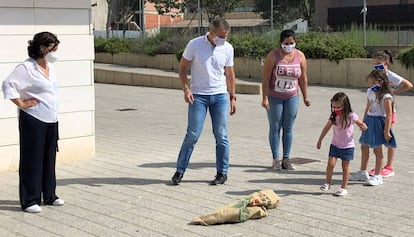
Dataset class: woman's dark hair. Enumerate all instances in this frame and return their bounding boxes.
[27,32,60,59]
[330,92,353,128]
[280,29,296,43]
[372,50,393,64]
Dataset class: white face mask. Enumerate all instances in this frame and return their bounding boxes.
[281,43,296,53]
[45,52,58,63]
[213,36,226,46]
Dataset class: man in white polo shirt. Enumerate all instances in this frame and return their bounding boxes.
[172,18,237,185]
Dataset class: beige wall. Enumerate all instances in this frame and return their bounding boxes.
[0,0,95,171]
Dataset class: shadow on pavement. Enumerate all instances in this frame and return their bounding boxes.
[0,200,21,212]
[139,162,269,169]
[248,177,325,185]
[225,189,323,197]
[57,177,167,186]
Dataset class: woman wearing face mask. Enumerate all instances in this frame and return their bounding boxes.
[261,29,311,171]
[2,32,63,213]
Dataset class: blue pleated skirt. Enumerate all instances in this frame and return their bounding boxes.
[359,115,397,148]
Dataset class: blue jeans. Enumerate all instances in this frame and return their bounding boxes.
[266,95,298,159]
[176,93,229,174]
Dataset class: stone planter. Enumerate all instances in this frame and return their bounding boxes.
[95,53,413,88]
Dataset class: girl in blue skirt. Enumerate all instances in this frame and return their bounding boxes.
[351,70,397,186]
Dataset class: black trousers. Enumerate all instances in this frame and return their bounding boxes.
[18,110,59,209]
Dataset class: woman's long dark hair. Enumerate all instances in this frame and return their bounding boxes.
[27,32,59,59]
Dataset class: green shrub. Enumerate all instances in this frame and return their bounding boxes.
[174,33,276,61]
[176,48,184,62]
[129,31,191,55]
[94,31,368,62]
[94,37,133,54]
[397,45,414,68]
[228,33,277,59]
[297,33,367,62]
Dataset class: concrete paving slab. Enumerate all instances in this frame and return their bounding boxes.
[0,83,413,236]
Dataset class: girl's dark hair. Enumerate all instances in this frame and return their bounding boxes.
[367,69,393,101]
[280,29,296,43]
[372,50,393,64]
[330,92,353,128]
[27,32,60,59]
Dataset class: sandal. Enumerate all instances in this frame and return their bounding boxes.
[320,183,330,191]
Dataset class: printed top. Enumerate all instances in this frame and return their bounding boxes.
[267,48,302,99]
[366,89,393,117]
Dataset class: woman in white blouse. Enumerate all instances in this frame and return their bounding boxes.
[2,32,64,213]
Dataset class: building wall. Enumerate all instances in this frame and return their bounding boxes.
[98,0,183,31]
[145,2,183,29]
[314,0,414,28]
[0,0,95,171]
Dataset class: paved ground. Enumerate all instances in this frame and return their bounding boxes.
[0,82,413,237]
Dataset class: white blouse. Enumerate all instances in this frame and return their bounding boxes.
[2,58,58,123]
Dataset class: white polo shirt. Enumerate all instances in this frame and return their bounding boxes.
[182,33,234,95]
[2,58,58,123]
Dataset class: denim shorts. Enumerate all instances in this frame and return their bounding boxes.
[329,144,354,161]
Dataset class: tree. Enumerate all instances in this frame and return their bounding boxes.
[106,0,113,38]
[297,0,315,28]
[117,0,140,38]
[105,0,141,39]
[148,0,183,15]
[253,0,315,28]
[190,0,242,23]
[148,0,243,23]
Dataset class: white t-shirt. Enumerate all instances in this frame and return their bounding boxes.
[366,89,393,116]
[386,70,402,112]
[2,58,58,123]
[387,70,403,88]
[182,33,234,95]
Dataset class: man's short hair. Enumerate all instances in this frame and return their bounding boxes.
[209,18,230,32]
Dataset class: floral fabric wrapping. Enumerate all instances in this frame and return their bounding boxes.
[190,189,280,225]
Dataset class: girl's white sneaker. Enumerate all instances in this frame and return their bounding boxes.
[366,175,383,186]
[334,188,348,196]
